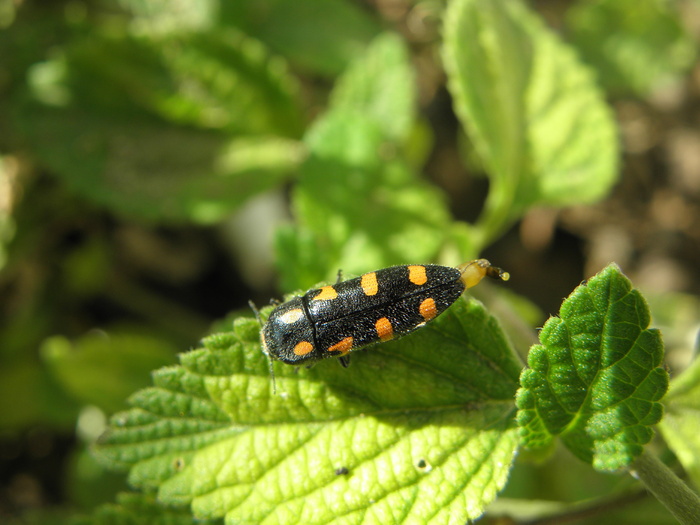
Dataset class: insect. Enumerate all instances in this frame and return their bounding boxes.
[255,259,509,367]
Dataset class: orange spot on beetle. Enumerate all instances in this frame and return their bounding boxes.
[361,272,379,296]
[375,317,394,341]
[419,298,437,321]
[408,265,428,286]
[313,286,338,301]
[294,341,314,356]
[328,337,353,355]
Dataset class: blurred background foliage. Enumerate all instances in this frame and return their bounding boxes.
[0,0,699,523]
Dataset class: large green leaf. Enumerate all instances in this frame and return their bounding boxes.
[62,31,303,136]
[441,0,618,245]
[516,264,669,471]
[96,298,522,524]
[279,111,450,291]
[276,32,449,290]
[18,104,303,224]
[17,29,305,223]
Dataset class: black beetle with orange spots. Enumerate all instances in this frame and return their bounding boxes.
[254,259,509,366]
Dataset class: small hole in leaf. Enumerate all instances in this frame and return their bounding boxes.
[416,458,432,473]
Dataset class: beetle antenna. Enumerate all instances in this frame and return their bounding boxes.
[268,357,277,395]
[248,300,277,395]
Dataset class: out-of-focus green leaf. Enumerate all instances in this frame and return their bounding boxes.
[275,33,450,290]
[0,360,78,430]
[279,111,451,290]
[441,0,618,246]
[18,104,304,223]
[117,0,218,35]
[96,299,521,523]
[660,356,700,489]
[66,445,129,510]
[516,264,669,471]
[69,492,210,525]
[567,0,696,96]
[330,33,415,142]
[489,494,678,524]
[645,291,700,370]
[15,28,306,223]
[221,0,381,76]
[41,329,177,414]
[62,31,303,136]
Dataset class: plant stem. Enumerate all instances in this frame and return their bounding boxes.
[472,172,518,253]
[629,449,700,525]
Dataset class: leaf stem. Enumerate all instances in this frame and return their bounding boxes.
[629,449,700,525]
[472,178,516,252]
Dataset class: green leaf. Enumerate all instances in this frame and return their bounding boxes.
[645,291,700,360]
[567,0,696,96]
[18,104,304,223]
[0,360,78,430]
[15,28,306,223]
[41,329,177,414]
[659,356,700,489]
[330,33,416,142]
[274,30,450,290]
[117,0,218,35]
[96,299,522,523]
[279,110,451,290]
[441,0,618,245]
[516,264,669,471]
[62,31,303,136]
[221,0,381,76]
[72,492,211,525]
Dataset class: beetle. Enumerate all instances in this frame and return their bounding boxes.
[255,259,509,366]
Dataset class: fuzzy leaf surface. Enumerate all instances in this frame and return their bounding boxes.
[516,264,668,471]
[96,299,522,524]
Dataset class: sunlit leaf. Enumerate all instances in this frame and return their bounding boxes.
[96,299,521,523]
[330,33,415,142]
[442,0,618,243]
[279,110,450,290]
[516,264,668,471]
